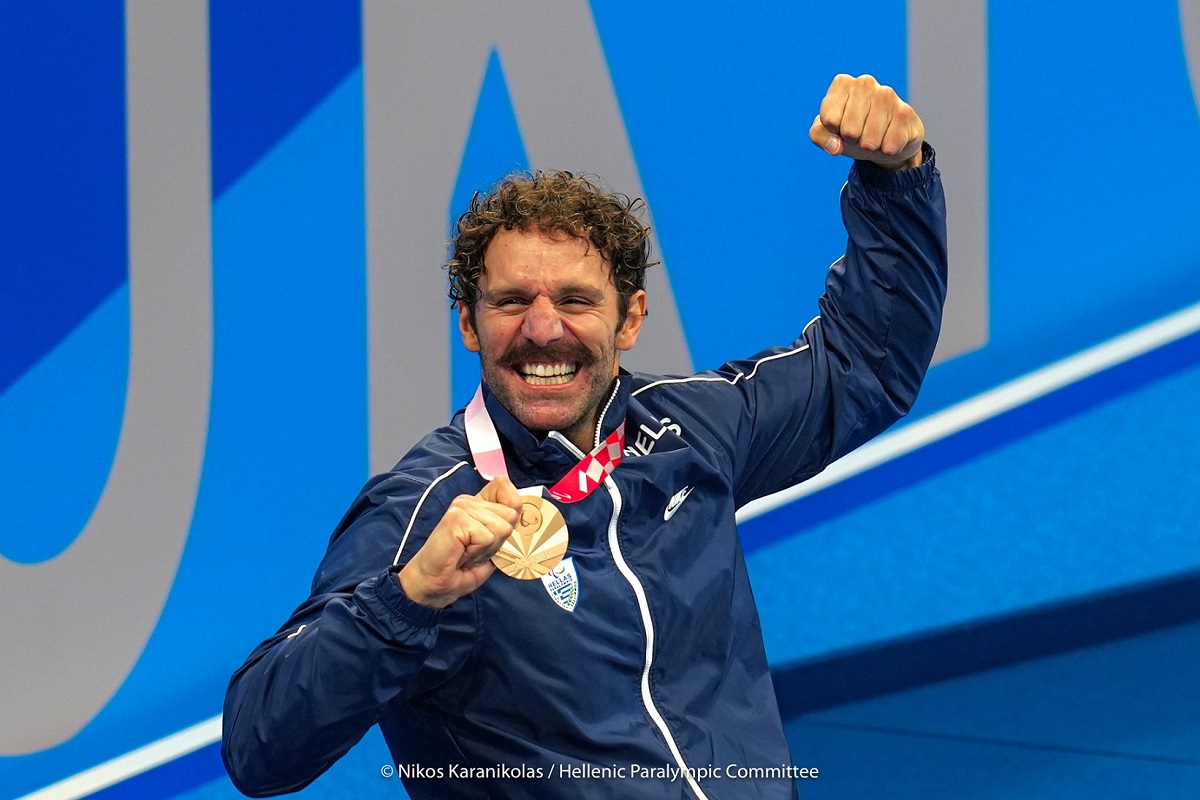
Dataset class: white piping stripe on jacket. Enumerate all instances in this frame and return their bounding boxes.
[392,461,470,566]
[633,316,822,396]
[603,476,711,800]
[551,423,709,799]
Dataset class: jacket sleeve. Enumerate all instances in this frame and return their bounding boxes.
[729,144,948,506]
[220,472,454,797]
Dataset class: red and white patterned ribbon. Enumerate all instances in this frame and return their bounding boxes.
[464,385,624,503]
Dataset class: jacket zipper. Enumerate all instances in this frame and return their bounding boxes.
[593,379,621,450]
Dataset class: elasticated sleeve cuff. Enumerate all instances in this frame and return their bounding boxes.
[358,569,444,633]
[850,142,937,194]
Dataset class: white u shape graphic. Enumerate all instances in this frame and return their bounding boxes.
[0,1,211,754]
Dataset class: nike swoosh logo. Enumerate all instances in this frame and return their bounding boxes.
[663,486,694,521]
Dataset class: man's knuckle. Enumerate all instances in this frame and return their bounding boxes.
[445,502,473,524]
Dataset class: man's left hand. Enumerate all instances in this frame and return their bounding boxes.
[809,74,924,171]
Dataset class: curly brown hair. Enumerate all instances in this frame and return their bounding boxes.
[448,171,654,323]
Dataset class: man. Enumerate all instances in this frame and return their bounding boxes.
[223,74,946,799]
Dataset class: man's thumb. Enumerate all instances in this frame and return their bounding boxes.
[477,474,521,510]
[809,115,843,156]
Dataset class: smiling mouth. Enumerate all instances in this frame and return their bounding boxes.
[516,362,579,386]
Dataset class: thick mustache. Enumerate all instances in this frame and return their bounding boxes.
[497,342,595,368]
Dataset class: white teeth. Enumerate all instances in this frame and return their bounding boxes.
[519,362,576,385]
[523,374,571,385]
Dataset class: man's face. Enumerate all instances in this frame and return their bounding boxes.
[459,227,645,452]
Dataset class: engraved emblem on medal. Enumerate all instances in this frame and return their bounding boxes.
[491,497,569,580]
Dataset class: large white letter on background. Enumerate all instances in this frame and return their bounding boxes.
[362,1,693,473]
[909,0,990,364]
[1,1,211,754]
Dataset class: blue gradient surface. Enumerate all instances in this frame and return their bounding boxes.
[209,0,360,198]
[748,355,1200,666]
[0,3,127,395]
[0,287,127,563]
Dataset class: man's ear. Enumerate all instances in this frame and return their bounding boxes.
[616,290,647,351]
[458,303,480,352]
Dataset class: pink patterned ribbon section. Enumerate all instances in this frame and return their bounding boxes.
[465,386,508,481]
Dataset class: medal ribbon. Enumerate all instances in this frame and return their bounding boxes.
[465,385,625,503]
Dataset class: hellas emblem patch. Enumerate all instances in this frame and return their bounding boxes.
[540,557,579,612]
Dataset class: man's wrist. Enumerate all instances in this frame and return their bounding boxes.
[863,143,924,172]
[393,562,453,610]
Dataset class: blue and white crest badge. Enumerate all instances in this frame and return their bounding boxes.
[540,557,579,612]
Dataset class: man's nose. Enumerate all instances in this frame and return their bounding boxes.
[520,296,564,346]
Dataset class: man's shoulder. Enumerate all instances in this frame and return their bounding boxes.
[626,369,723,399]
[326,420,477,549]
[623,368,745,442]
[627,333,822,402]
[376,418,474,487]
[625,363,753,404]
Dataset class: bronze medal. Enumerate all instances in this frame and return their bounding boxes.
[491,496,569,580]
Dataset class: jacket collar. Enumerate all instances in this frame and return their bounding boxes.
[480,374,631,476]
